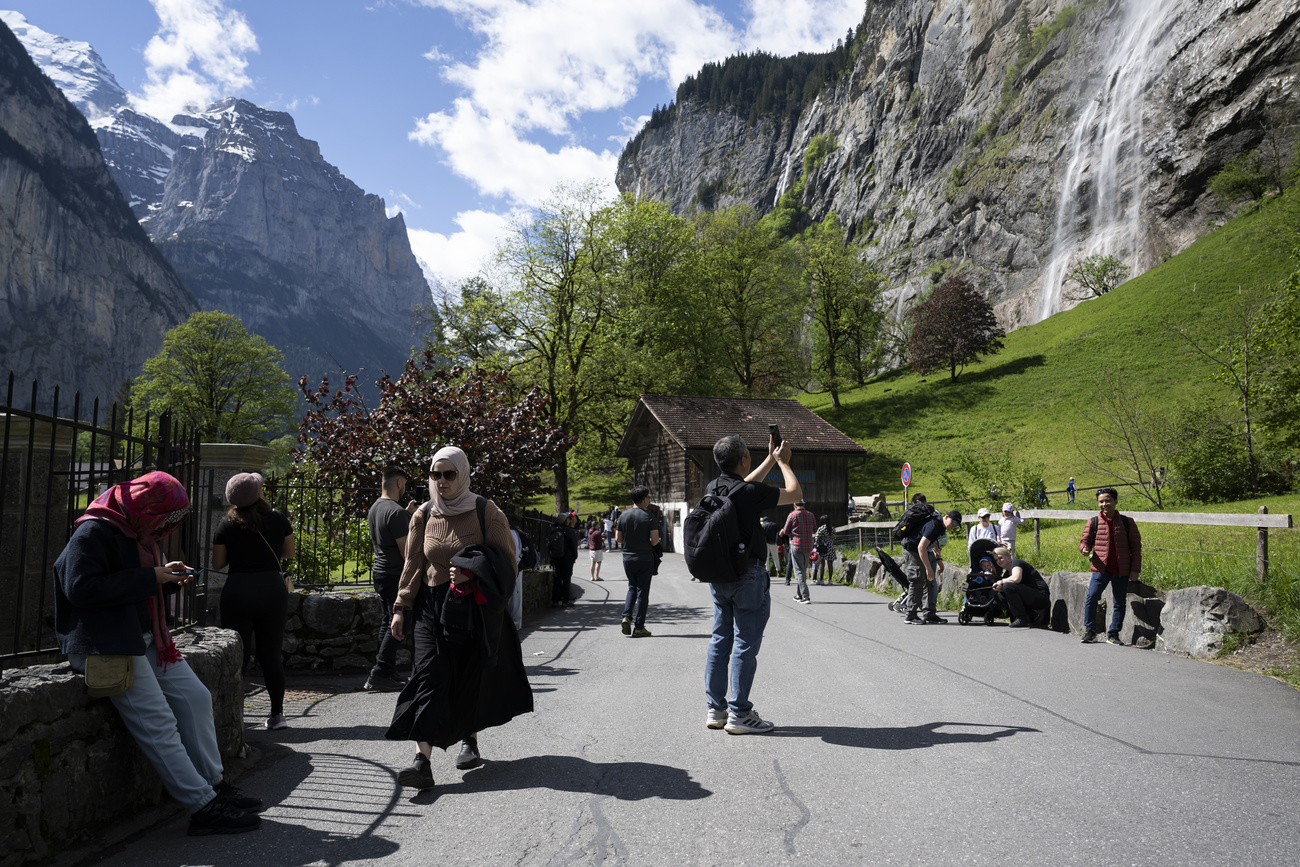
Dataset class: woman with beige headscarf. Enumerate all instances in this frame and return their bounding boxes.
[384,446,531,790]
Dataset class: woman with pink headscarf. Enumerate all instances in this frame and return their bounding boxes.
[385,446,531,791]
[54,471,262,836]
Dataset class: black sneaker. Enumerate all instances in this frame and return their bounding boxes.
[1106,634,1124,646]
[1081,630,1098,644]
[456,738,481,770]
[921,614,948,624]
[364,672,407,692]
[1008,619,1030,628]
[904,613,924,624]
[397,752,434,789]
[214,781,263,812]
[187,798,260,836]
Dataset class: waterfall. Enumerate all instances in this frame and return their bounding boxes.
[1036,0,1178,322]
[774,149,799,201]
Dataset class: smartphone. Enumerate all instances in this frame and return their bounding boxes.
[768,423,781,445]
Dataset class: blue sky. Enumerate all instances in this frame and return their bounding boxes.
[12,0,866,290]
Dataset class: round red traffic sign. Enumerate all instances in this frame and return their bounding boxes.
[902,463,911,487]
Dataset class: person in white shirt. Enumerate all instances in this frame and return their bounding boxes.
[998,502,1024,554]
[967,507,1000,549]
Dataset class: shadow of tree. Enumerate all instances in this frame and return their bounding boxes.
[772,721,1040,750]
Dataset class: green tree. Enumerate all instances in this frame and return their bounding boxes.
[695,204,805,395]
[1065,253,1130,302]
[800,213,885,407]
[133,311,297,444]
[1253,240,1300,446]
[1209,151,1274,207]
[907,275,1005,381]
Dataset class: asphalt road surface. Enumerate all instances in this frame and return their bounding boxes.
[92,552,1300,866]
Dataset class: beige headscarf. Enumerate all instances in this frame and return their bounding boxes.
[426,446,477,516]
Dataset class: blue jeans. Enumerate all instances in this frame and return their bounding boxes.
[1085,571,1130,636]
[71,642,224,812]
[705,564,772,716]
[623,561,654,628]
[791,549,810,600]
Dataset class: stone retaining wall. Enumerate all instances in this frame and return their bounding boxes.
[0,628,244,867]
[852,553,1263,657]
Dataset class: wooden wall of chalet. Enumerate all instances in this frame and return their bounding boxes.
[628,426,688,504]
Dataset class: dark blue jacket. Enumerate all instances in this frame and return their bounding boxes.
[54,520,160,656]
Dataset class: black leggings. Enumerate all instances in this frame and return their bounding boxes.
[220,571,289,715]
[1001,581,1049,623]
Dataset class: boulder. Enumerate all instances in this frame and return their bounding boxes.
[1047,571,1162,645]
[300,591,360,635]
[1157,586,1264,659]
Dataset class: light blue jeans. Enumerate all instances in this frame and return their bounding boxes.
[71,639,224,812]
[705,564,772,716]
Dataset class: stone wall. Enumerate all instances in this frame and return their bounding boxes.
[0,628,243,867]
[281,570,554,670]
[851,553,1263,658]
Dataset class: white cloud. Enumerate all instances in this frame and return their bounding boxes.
[385,191,422,219]
[130,0,259,120]
[422,45,452,62]
[742,0,866,56]
[407,209,518,289]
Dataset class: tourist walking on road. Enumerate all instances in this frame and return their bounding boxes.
[761,516,780,575]
[365,466,411,693]
[55,471,264,835]
[1079,487,1142,645]
[212,472,294,731]
[587,522,605,581]
[386,446,531,790]
[704,433,800,735]
[547,513,579,607]
[812,515,836,585]
[616,486,660,636]
[783,499,816,603]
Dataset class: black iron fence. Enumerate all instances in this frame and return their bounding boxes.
[262,473,560,587]
[1,374,205,669]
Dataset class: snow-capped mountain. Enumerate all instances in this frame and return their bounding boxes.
[6,11,431,384]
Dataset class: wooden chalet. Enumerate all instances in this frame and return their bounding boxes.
[615,395,869,552]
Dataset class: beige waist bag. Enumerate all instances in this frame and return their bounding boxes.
[84,654,134,698]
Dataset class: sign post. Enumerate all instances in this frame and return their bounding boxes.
[901,462,911,502]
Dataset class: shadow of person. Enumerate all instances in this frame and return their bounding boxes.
[772,721,1041,750]
[411,754,712,803]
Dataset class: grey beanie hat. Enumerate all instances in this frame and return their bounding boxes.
[225,472,264,508]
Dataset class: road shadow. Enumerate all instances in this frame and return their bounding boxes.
[410,754,711,804]
[772,721,1040,750]
[530,602,709,631]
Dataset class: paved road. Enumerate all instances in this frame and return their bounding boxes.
[94,553,1300,866]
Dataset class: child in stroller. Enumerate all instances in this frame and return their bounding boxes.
[958,538,1007,625]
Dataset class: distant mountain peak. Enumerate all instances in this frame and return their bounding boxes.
[0,10,127,120]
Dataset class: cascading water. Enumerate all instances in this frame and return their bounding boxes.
[1036,0,1179,322]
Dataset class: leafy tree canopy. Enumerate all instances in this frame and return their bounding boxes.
[133,310,297,444]
[907,275,1005,381]
[1065,253,1130,301]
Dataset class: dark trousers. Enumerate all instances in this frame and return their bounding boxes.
[1001,582,1049,623]
[623,561,654,628]
[904,548,937,615]
[553,559,574,603]
[372,572,405,676]
[220,571,288,716]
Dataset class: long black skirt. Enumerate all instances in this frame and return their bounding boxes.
[385,581,533,751]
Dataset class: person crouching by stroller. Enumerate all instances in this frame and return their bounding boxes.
[991,546,1050,628]
[812,515,836,585]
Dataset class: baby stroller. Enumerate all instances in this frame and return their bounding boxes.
[958,538,1006,625]
[875,547,912,612]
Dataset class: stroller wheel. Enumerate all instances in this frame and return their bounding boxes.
[984,611,996,626]
[958,610,971,625]
[887,600,896,611]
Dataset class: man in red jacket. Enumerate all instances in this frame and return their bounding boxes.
[1079,487,1142,645]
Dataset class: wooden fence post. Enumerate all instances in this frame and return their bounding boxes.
[1034,518,1041,554]
[1258,506,1269,583]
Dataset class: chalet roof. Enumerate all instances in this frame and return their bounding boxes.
[616,395,868,458]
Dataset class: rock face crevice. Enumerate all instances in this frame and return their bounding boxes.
[0,19,196,403]
[617,0,1300,330]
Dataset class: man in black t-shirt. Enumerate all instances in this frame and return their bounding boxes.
[903,501,961,625]
[704,433,801,736]
[364,467,410,692]
[616,486,660,636]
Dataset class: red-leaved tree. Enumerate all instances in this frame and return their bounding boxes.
[297,353,575,520]
[908,275,1006,381]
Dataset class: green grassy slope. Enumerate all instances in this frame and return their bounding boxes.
[806,189,1300,501]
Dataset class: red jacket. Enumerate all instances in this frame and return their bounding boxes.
[1080,511,1142,576]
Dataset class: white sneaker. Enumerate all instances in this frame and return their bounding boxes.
[724,710,775,735]
[264,714,288,731]
[706,708,728,729]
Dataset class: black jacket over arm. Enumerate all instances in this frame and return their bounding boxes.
[54,520,159,656]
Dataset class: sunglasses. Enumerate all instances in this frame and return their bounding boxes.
[429,470,458,481]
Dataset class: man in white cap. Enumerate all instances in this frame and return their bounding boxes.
[967,507,1000,549]
[1067,477,1076,504]
[998,502,1024,554]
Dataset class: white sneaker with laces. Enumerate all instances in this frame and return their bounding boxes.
[724,710,775,735]
[706,707,728,729]
[264,714,288,731]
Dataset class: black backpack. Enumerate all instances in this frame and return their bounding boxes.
[517,530,538,570]
[890,502,939,542]
[547,527,568,561]
[683,478,748,583]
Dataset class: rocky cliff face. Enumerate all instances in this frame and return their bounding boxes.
[0,18,196,403]
[146,98,430,381]
[617,0,1300,329]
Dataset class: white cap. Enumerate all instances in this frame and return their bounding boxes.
[1002,502,1015,513]
[977,508,991,518]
